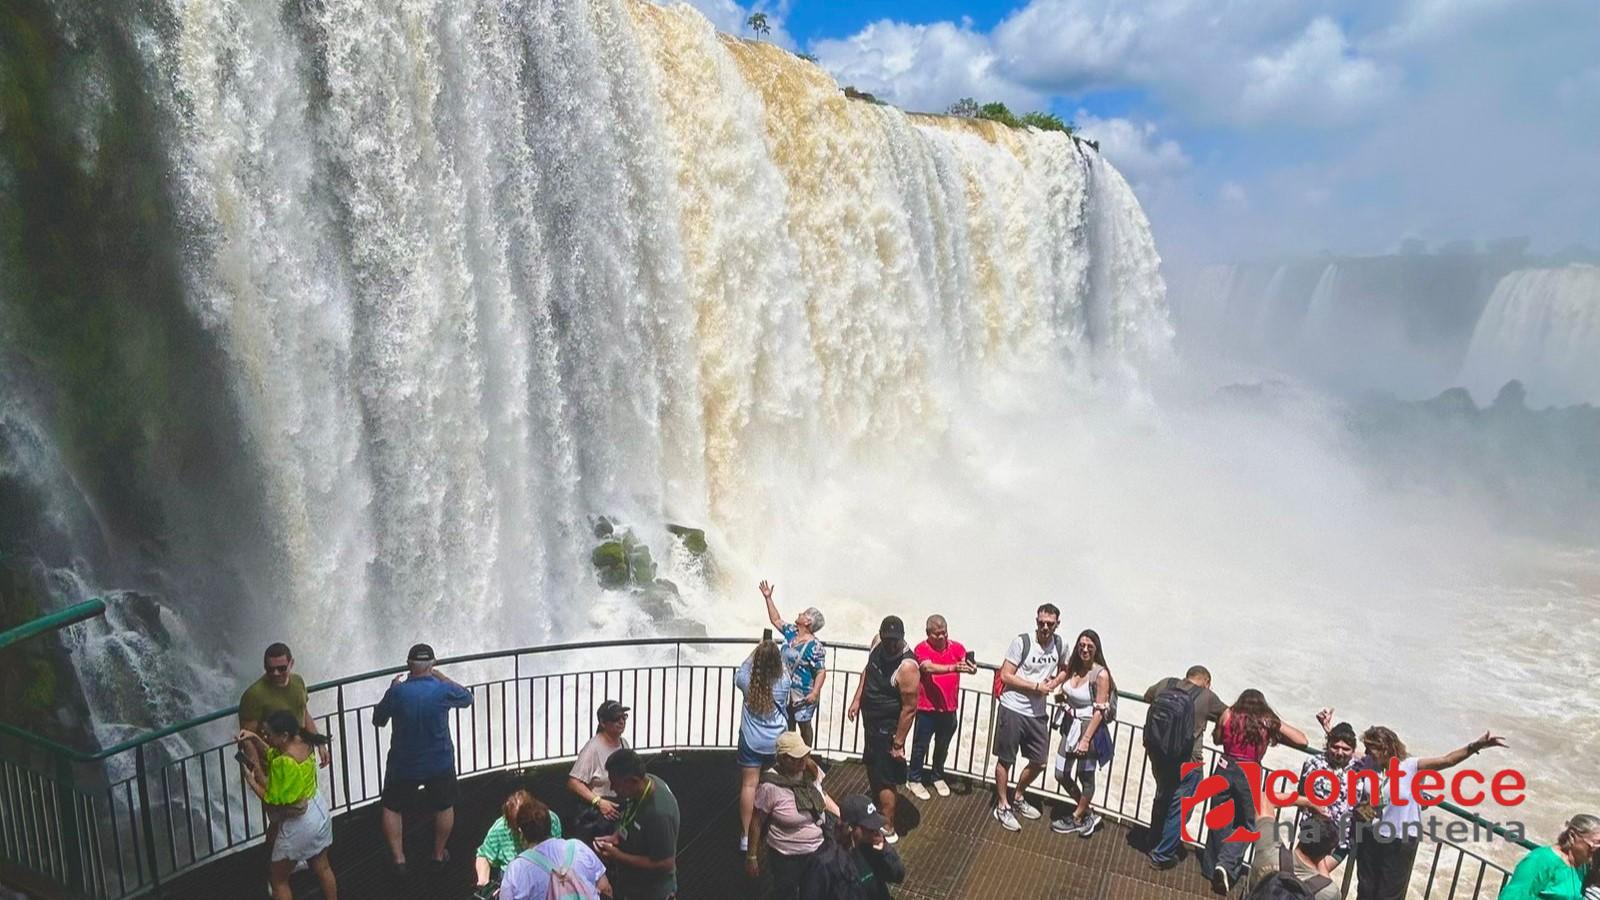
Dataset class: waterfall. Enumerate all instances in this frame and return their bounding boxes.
[1459,265,1600,406]
[1,0,1171,692]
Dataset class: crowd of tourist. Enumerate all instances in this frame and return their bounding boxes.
[229,591,1595,900]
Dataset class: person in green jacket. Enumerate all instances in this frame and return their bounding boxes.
[1500,814,1599,900]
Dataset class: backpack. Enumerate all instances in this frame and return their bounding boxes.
[521,840,602,900]
[1245,846,1332,899]
[1143,680,1199,763]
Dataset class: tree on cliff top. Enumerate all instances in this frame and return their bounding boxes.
[947,97,979,118]
[746,12,770,40]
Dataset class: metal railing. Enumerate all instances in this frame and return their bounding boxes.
[0,637,1533,899]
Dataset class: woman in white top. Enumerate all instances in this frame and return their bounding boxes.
[1353,725,1506,900]
[1050,629,1114,838]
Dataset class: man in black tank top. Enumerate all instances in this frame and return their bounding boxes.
[848,616,921,844]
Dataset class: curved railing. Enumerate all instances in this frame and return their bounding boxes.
[0,637,1534,899]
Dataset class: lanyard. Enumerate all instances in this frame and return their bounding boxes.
[619,778,653,836]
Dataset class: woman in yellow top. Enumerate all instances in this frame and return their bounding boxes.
[236,710,338,900]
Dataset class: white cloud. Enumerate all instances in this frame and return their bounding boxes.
[1236,18,1398,124]
[1074,111,1190,189]
[810,19,1041,113]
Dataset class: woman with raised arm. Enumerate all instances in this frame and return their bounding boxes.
[1498,814,1598,900]
[235,710,338,900]
[735,637,792,854]
[1050,629,1115,838]
[1204,689,1310,894]
[759,580,828,748]
[1355,725,1507,900]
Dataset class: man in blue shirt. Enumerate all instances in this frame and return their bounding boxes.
[373,643,474,873]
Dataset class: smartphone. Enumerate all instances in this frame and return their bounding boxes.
[762,628,773,642]
[234,750,253,768]
[964,650,976,665]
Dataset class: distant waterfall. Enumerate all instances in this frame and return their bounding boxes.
[1460,265,1600,406]
[1,0,1170,695]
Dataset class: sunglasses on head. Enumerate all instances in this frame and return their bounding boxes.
[266,665,289,675]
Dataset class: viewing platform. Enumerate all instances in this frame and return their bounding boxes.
[0,638,1529,899]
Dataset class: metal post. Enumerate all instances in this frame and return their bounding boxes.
[134,746,163,896]
[54,754,84,891]
[336,686,352,810]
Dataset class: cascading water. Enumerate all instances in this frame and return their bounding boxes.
[1,0,1168,740]
[1459,265,1600,407]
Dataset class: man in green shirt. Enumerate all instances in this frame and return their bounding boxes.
[595,749,679,900]
[238,643,327,769]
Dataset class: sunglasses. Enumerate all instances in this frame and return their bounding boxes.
[265,665,289,675]
[1035,620,1058,629]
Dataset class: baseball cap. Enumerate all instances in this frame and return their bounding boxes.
[878,615,905,642]
[775,732,811,758]
[597,700,631,723]
[407,643,436,663]
[839,794,886,830]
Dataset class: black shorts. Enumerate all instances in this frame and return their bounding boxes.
[863,726,907,791]
[380,771,459,812]
[993,706,1049,766]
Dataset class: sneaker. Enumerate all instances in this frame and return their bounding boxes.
[291,860,309,873]
[993,806,1022,832]
[882,827,899,845]
[1050,816,1082,834]
[1212,866,1232,893]
[1012,796,1042,820]
[1148,854,1178,871]
[908,782,931,801]
[738,834,749,853]
[1078,812,1101,838]
[932,779,951,797]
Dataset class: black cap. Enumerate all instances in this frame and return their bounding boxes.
[878,616,905,642]
[407,643,436,663]
[839,794,886,830]
[597,700,631,723]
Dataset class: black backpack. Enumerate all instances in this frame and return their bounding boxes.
[1246,846,1333,899]
[1143,680,1198,763]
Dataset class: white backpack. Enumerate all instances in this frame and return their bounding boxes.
[520,840,601,900]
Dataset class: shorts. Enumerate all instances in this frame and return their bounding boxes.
[380,771,459,812]
[863,727,907,791]
[271,795,332,862]
[993,706,1049,767]
[790,700,817,724]
[737,734,776,769]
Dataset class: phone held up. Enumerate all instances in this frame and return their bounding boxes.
[762,627,773,642]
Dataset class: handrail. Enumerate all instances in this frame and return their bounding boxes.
[0,634,1539,850]
[0,598,106,651]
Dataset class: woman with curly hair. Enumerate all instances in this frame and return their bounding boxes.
[1204,689,1310,894]
[736,637,791,853]
[1354,724,1505,900]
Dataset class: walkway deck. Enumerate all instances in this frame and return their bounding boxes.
[161,751,1221,899]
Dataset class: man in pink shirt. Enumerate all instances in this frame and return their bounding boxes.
[907,615,977,801]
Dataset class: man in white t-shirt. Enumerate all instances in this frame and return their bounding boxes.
[991,603,1067,832]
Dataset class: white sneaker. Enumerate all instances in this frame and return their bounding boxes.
[882,827,899,845]
[292,860,308,873]
[1013,796,1042,820]
[739,834,749,852]
[993,806,1021,832]
[932,779,951,797]
[1079,812,1101,837]
[908,782,931,801]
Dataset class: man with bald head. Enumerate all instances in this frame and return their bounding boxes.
[907,615,976,801]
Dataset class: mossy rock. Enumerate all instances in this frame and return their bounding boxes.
[665,524,708,555]
[591,540,626,568]
[626,545,656,585]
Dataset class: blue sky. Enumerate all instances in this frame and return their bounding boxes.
[682,0,1600,266]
